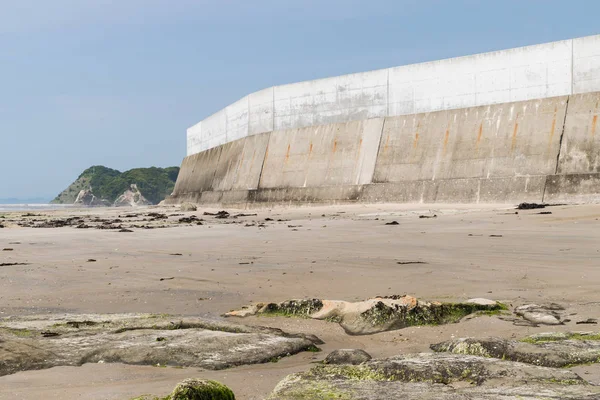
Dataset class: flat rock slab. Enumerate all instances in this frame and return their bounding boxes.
[268,353,600,399]
[0,313,319,376]
[226,296,505,335]
[431,332,600,368]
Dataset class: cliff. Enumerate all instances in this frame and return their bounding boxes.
[52,165,179,206]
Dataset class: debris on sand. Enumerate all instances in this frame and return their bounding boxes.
[396,261,427,265]
[577,318,598,325]
[204,210,230,219]
[118,228,133,233]
[419,215,437,219]
[0,263,30,267]
[226,296,506,335]
[517,203,547,210]
[147,212,168,220]
[232,213,257,218]
[178,215,200,223]
[538,211,552,215]
[385,221,399,225]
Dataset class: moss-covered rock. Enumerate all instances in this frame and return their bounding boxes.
[268,353,597,399]
[169,379,235,400]
[131,379,235,400]
[432,333,600,368]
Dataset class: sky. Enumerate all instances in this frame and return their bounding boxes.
[1,0,599,200]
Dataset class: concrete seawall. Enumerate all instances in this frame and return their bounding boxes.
[168,91,600,206]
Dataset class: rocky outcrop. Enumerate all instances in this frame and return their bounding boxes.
[225,296,506,335]
[73,189,111,207]
[268,353,600,399]
[113,184,151,207]
[431,332,600,368]
[0,313,321,376]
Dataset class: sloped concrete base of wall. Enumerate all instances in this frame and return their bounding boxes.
[168,92,600,207]
[167,174,600,207]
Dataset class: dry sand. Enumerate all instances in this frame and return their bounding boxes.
[1,203,600,399]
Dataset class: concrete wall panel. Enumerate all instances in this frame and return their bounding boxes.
[258,119,383,189]
[225,96,249,143]
[172,146,223,197]
[186,122,203,157]
[374,96,567,184]
[556,91,600,174]
[273,69,388,131]
[248,87,274,135]
[212,132,270,191]
[574,35,600,94]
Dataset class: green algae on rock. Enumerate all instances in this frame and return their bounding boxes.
[131,379,235,400]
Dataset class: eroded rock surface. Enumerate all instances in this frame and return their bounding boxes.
[514,303,566,325]
[431,332,600,368]
[226,296,505,335]
[0,313,320,376]
[324,349,372,365]
[268,353,600,399]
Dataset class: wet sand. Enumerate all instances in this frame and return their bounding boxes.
[1,203,600,399]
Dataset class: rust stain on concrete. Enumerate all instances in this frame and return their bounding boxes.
[383,134,390,153]
[332,139,338,153]
[511,122,519,152]
[413,122,420,149]
[476,123,483,148]
[443,125,450,154]
[285,144,291,163]
[548,107,557,151]
[308,142,313,155]
[592,115,598,138]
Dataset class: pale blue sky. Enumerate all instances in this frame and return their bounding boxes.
[1,0,599,200]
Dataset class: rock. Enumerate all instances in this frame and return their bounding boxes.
[431,332,600,367]
[181,203,197,212]
[113,184,151,207]
[267,353,597,399]
[170,379,235,400]
[515,304,564,325]
[0,313,321,376]
[466,298,498,306]
[324,349,372,365]
[74,189,111,207]
[132,378,235,400]
[226,296,506,335]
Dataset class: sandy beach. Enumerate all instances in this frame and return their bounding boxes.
[1,202,600,399]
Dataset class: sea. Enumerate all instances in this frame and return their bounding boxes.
[0,204,74,212]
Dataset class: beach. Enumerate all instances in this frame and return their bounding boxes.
[1,203,600,399]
